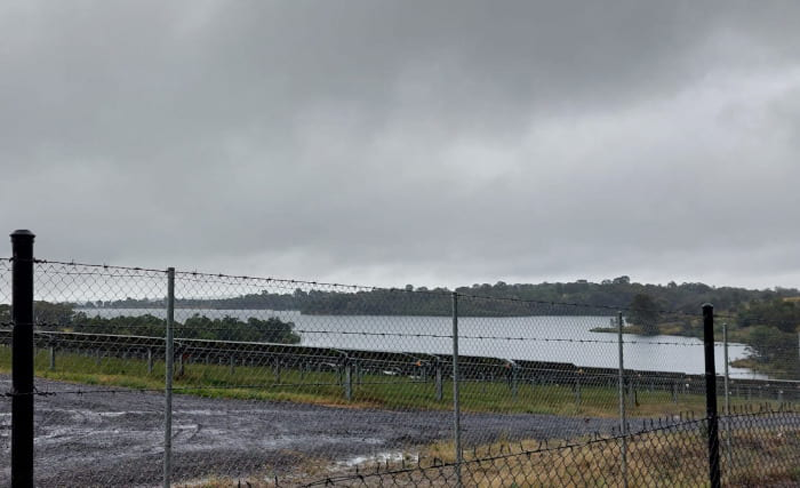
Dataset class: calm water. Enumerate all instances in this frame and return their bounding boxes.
[80,309,764,379]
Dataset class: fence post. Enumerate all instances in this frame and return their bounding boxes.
[723,322,732,469]
[435,360,443,402]
[147,348,154,375]
[48,345,55,371]
[164,267,175,488]
[511,364,518,402]
[703,304,721,488]
[723,323,730,415]
[451,292,463,487]
[11,229,35,487]
[177,350,184,377]
[628,379,636,409]
[617,311,628,488]
[344,359,353,401]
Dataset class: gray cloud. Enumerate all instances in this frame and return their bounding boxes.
[2,1,800,290]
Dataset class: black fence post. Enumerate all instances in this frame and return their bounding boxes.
[11,229,35,487]
[703,303,721,488]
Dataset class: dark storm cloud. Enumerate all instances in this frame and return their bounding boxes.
[2,1,799,289]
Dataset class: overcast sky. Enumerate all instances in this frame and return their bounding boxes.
[2,1,799,290]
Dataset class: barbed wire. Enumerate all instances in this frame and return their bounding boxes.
[0,258,786,332]
[20,321,713,347]
[2,258,799,486]
[31,258,168,275]
[21,258,726,320]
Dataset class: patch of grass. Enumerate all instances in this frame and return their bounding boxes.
[0,346,785,418]
[361,423,800,487]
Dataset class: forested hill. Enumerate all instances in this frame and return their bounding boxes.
[91,276,798,317]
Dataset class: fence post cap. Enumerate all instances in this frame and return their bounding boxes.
[10,229,35,239]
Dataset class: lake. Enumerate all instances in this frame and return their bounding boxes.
[79,308,763,379]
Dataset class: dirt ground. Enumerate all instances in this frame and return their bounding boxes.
[0,376,623,487]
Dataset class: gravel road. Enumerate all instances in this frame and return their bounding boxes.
[0,377,623,487]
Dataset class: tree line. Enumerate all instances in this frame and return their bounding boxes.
[5,276,798,377]
[82,276,798,317]
[0,303,300,344]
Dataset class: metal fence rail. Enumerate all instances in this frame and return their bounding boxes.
[1,234,799,486]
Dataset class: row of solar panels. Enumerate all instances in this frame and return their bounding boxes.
[0,329,797,395]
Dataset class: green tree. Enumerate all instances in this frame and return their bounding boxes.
[739,299,800,333]
[628,293,660,335]
[33,301,74,329]
[746,325,797,368]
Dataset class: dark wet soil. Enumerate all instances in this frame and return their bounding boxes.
[0,377,622,487]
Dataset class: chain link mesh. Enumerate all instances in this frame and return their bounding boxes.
[0,259,797,486]
[169,272,456,485]
[0,258,11,478]
[304,407,800,487]
[26,261,168,486]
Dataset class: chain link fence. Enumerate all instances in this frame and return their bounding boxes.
[29,261,169,486]
[306,406,800,487]
[1,255,799,486]
[0,257,11,481]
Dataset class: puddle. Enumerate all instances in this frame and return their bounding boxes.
[339,450,417,468]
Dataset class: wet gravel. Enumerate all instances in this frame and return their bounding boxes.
[0,377,623,486]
